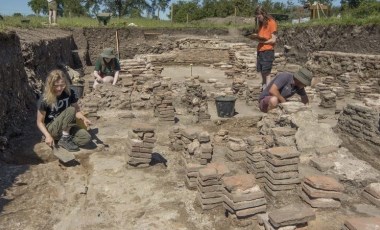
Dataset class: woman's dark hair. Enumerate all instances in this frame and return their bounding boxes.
[255,6,274,27]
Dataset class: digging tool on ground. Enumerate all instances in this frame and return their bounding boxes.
[52,144,76,163]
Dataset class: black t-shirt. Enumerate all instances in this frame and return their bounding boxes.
[37,89,78,124]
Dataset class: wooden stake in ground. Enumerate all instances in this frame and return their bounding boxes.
[116,30,120,59]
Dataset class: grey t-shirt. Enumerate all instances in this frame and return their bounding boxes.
[259,72,306,101]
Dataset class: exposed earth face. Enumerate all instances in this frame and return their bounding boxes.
[0,24,379,230]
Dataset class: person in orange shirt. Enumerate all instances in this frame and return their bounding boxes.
[249,6,277,90]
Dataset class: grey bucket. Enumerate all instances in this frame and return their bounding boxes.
[215,96,237,118]
[71,84,84,98]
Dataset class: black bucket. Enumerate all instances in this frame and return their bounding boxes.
[215,96,237,118]
[71,84,84,98]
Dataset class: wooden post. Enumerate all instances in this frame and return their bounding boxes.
[187,13,189,24]
[171,4,173,23]
[234,7,237,26]
[116,30,120,59]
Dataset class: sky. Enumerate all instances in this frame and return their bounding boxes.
[0,0,341,17]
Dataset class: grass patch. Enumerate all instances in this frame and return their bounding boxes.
[0,14,379,32]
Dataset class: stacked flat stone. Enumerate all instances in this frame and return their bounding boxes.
[337,72,360,96]
[222,174,266,219]
[258,204,316,230]
[271,126,297,147]
[362,183,380,207]
[315,83,331,93]
[245,84,261,105]
[196,163,231,210]
[80,101,99,119]
[226,137,247,162]
[126,125,156,168]
[231,77,246,98]
[153,91,175,122]
[319,91,337,108]
[299,175,344,208]
[332,86,345,99]
[183,78,211,122]
[342,217,380,230]
[354,85,372,100]
[323,76,335,85]
[185,163,204,190]
[337,103,380,146]
[245,136,266,181]
[233,48,257,78]
[263,146,300,196]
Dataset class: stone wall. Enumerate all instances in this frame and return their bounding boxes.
[306,51,380,80]
[0,32,35,137]
[337,103,380,154]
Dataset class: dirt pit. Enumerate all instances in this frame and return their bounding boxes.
[0,63,379,230]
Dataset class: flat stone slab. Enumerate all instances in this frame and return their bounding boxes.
[302,182,343,200]
[265,146,300,159]
[299,190,341,208]
[362,191,380,207]
[344,217,380,230]
[364,183,380,199]
[304,175,344,192]
[221,186,265,203]
[222,174,256,192]
[310,157,334,172]
[268,204,315,228]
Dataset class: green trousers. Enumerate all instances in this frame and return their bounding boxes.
[46,106,91,146]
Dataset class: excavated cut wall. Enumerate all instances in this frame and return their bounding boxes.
[0,32,34,138]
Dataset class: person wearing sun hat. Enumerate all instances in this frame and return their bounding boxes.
[93,48,121,89]
[258,66,314,113]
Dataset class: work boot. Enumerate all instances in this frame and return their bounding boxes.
[58,135,79,152]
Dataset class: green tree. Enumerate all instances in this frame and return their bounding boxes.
[172,0,202,23]
[28,0,49,15]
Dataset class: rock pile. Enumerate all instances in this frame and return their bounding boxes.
[196,163,231,210]
[169,127,213,165]
[363,94,380,111]
[245,84,261,105]
[182,78,211,122]
[222,174,266,219]
[231,77,246,98]
[263,146,301,196]
[81,85,132,112]
[362,183,380,207]
[258,204,316,229]
[126,125,156,168]
[226,137,247,162]
[213,129,229,143]
[299,175,344,208]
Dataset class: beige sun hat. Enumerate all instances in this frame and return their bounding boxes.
[293,67,313,86]
[100,48,116,58]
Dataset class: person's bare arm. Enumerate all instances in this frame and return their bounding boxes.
[301,95,309,104]
[269,84,286,103]
[36,110,54,147]
[112,71,120,85]
[93,70,102,82]
[72,103,92,128]
[260,33,277,44]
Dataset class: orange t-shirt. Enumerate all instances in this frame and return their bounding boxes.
[257,18,277,52]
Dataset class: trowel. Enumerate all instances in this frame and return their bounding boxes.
[52,145,76,163]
